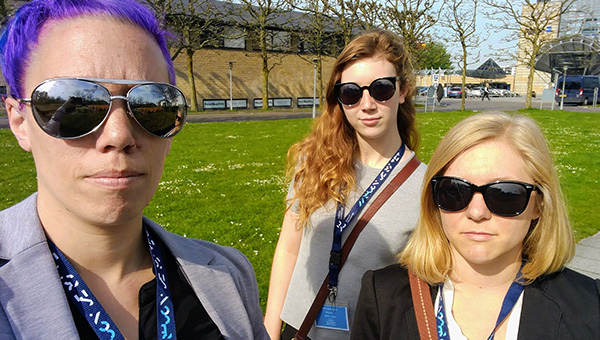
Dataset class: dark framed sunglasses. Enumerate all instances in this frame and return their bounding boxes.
[431,176,540,217]
[18,77,187,139]
[334,76,399,106]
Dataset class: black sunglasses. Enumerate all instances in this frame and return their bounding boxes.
[19,77,187,139]
[431,176,540,217]
[334,76,399,106]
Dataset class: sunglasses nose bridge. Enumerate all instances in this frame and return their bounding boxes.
[463,185,494,219]
[357,85,378,107]
[109,94,134,114]
[109,95,128,103]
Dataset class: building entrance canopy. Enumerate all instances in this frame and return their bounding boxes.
[535,35,600,75]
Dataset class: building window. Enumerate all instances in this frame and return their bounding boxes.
[269,30,289,51]
[224,27,245,49]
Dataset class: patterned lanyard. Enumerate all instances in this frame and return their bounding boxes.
[436,271,524,340]
[327,144,406,298]
[48,227,177,340]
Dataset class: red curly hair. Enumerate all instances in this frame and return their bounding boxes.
[287,30,419,228]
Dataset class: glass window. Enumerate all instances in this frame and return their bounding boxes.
[223,27,245,49]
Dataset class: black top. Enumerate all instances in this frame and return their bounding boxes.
[69,234,224,340]
[351,264,600,340]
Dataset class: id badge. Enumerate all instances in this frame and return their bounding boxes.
[315,304,350,331]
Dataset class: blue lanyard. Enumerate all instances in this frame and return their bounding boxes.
[48,227,177,340]
[327,144,406,297]
[436,269,524,340]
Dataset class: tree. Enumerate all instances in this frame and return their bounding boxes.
[226,0,290,109]
[322,0,363,46]
[0,0,7,23]
[289,0,338,104]
[419,41,453,70]
[144,0,224,111]
[442,0,481,110]
[0,0,20,29]
[483,0,575,108]
[358,0,383,31]
[382,0,443,68]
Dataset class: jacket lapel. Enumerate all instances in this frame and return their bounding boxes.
[0,194,79,338]
[0,244,79,338]
[517,283,561,339]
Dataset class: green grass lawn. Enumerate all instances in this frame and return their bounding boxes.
[1,109,598,310]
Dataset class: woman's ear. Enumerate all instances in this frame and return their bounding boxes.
[4,97,32,152]
[532,190,542,220]
[397,86,408,105]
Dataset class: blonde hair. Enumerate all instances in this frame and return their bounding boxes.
[399,112,575,284]
[286,30,419,228]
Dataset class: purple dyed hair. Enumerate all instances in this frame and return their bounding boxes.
[0,0,175,98]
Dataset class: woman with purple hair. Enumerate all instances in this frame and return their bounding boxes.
[0,1,269,339]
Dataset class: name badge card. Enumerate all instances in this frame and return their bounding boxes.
[315,305,350,331]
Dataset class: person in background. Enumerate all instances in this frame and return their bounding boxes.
[351,112,600,339]
[436,83,444,105]
[0,1,268,339]
[482,83,491,101]
[263,30,427,340]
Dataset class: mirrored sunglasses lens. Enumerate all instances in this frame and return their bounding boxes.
[31,80,110,138]
[434,178,472,211]
[128,84,187,137]
[338,84,362,105]
[370,79,396,101]
[485,183,529,216]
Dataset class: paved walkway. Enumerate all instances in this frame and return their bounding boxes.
[569,231,600,279]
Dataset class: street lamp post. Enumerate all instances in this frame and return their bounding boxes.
[312,58,318,119]
[228,61,235,111]
[551,71,557,111]
[560,66,567,110]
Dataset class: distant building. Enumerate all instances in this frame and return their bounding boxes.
[167,0,345,110]
[512,0,600,95]
[0,0,345,111]
[559,0,600,39]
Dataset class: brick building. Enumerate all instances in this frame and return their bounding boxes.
[172,47,337,111]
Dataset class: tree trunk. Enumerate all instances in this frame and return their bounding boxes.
[260,26,269,110]
[186,48,199,112]
[461,43,467,111]
[525,45,539,109]
[318,57,324,107]
[525,65,534,109]
[262,58,269,110]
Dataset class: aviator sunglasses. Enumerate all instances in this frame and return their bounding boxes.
[334,76,400,106]
[18,77,187,139]
[431,176,541,217]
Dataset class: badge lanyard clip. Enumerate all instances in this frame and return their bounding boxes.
[327,285,338,304]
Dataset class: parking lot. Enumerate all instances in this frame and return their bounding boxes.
[414,95,600,113]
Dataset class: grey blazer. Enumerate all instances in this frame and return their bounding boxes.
[0,194,269,340]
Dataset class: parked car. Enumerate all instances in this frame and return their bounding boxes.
[489,88,502,97]
[555,75,600,105]
[448,87,463,98]
[470,87,482,97]
[416,86,428,96]
[497,89,513,97]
